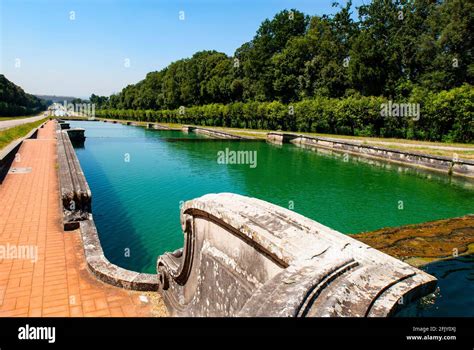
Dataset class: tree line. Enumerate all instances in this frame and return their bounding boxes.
[0,75,47,116]
[91,0,473,142]
[96,84,472,143]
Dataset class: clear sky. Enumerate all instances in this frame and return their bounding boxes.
[0,0,366,98]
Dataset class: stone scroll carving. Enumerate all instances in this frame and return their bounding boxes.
[157,193,437,317]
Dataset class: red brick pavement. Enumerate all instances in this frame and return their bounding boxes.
[0,121,165,317]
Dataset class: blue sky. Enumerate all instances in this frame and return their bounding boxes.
[0,0,366,98]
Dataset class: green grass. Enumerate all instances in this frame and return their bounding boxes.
[0,117,49,151]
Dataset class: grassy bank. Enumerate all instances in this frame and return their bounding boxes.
[0,117,49,151]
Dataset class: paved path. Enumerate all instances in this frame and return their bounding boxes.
[0,121,166,316]
[0,115,47,131]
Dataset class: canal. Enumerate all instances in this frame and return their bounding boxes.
[70,121,474,275]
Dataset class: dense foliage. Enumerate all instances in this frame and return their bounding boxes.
[97,84,473,143]
[92,0,473,142]
[0,75,47,116]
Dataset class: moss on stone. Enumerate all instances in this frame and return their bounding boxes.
[355,215,474,267]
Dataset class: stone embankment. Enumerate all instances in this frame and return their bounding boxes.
[267,132,474,178]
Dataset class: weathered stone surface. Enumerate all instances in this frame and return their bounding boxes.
[355,215,474,267]
[56,125,91,230]
[181,125,194,133]
[182,125,247,139]
[267,132,298,144]
[67,128,86,142]
[59,122,70,129]
[147,123,174,130]
[80,219,159,291]
[157,193,437,317]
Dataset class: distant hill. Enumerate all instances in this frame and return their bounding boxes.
[35,95,81,103]
[0,75,47,116]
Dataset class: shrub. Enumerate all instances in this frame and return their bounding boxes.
[97,85,473,143]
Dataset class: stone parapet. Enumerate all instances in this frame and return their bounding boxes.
[56,124,91,230]
[157,193,437,317]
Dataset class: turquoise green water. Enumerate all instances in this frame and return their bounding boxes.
[395,255,474,317]
[70,121,474,274]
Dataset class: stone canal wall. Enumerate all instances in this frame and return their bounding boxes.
[147,123,176,130]
[267,132,474,179]
[56,125,91,230]
[56,122,158,291]
[182,125,247,139]
[80,220,158,291]
[0,121,46,184]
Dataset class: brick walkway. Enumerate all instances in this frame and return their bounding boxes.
[0,121,166,317]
